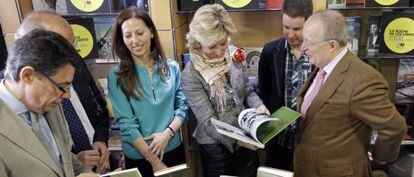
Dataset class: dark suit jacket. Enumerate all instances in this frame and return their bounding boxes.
[0,59,109,144]
[258,38,287,113]
[294,51,406,177]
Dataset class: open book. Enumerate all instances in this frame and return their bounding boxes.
[100,168,142,177]
[153,164,189,177]
[257,166,293,177]
[211,106,301,148]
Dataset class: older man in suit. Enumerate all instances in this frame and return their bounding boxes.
[294,10,406,177]
[0,29,98,177]
[0,11,110,170]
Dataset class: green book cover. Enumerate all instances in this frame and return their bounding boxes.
[257,106,301,144]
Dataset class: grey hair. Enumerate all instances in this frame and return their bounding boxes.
[186,4,236,49]
[15,10,66,39]
[5,29,80,81]
[311,10,348,47]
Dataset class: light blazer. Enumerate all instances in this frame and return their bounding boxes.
[0,99,90,177]
[294,51,406,177]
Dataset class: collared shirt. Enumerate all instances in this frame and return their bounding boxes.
[69,86,95,144]
[276,40,311,149]
[0,80,61,163]
[304,47,348,99]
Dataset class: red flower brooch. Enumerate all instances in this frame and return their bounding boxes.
[232,48,246,63]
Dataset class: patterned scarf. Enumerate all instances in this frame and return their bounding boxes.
[190,48,231,112]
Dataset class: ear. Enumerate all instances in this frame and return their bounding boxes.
[19,66,36,84]
[329,40,340,52]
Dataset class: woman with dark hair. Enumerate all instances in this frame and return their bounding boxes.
[107,7,188,176]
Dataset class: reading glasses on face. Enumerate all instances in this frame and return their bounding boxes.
[37,71,71,96]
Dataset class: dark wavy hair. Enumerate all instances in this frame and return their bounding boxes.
[282,0,313,19]
[6,29,79,81]
[112,7,168,100]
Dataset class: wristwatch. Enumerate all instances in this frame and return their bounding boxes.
[166,127,175,138]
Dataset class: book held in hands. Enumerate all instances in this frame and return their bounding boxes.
[100,168,142,177]
[211,106,301,148]
[154,164,189,177]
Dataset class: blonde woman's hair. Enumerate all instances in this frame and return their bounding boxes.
[186,4,236,50]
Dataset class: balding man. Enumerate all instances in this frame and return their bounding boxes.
[2,11,110,170]
[294,10,405,177]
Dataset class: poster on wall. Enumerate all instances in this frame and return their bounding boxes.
[379,12,414,55]
[67,18,99,59]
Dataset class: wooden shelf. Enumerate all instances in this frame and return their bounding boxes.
[176,8,281,14]
[328,4,414,10]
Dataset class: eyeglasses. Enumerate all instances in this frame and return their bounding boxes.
[37,72,71,97]
[302,39,334,47]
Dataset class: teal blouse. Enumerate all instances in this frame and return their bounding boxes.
[108,59,188,159]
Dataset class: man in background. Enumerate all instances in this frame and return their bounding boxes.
[1,11,110,170]
[0,29,97,177]
[258,0,313,170]
[294,10,405,177]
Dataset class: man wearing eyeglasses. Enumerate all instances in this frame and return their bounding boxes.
[258,0,313,171]
[0,29,99,177]
[293,10,405,177]
[1,11,110,171]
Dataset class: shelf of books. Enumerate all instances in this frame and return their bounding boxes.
[176,0,283,13]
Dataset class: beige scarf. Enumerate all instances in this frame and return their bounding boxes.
[190,48,231,112]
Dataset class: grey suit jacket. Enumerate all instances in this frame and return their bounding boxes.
[181,61,263,152]
[0,99,91,177]
[294,51,406,177]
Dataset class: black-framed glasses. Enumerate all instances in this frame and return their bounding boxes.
[36,72,71,96]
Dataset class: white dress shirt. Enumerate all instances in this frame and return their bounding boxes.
[69,86,95,144]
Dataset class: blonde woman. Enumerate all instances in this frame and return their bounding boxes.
[181,4,269,177]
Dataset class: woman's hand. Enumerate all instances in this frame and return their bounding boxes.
[144,130,172,161]
[257,105,270,115]
[151,161,168,172]
[237,140,259,151]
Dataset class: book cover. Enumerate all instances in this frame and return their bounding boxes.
[366,15,382,55]
[93,17,115,59]
[100,168,142,177]
[365,0,409,7]
[67,17,99,59]
[153,164,189,177]
[346,16,362,55]
[211,106,301,148]
[327,0,346,9]
[395,58,414,101]
[346,0,364,5]
[177,0,211,11]
[265,0,285,9]
[257,166,293,177]
[379,12,414,55]
[65,0,111,15]
[32,0,68,14]
[243,47,262,92]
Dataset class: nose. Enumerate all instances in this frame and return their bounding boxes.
[132,34,139,44]
[287,30,295,38]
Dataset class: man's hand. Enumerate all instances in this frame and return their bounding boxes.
[76,173,99,177]
[144,130,171,161]
[237,140,259,151]
[76,150,101,169]
[92,141,109,170]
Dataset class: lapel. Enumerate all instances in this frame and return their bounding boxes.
[0,100,63,176]
[45,105,73,176]
[227,62,244,92]
[297,52,353,134]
